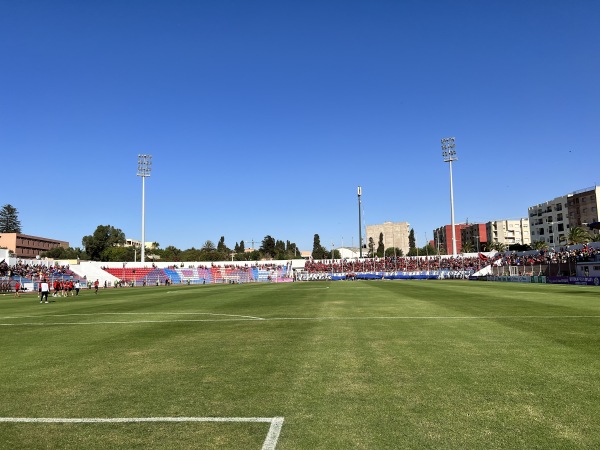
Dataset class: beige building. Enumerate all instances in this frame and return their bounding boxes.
[567,186,600,236]
[124,238,159,249]
[365,221,410,256]
[486,219,531,247]
[528,186,600,245]
[0,233,69,259]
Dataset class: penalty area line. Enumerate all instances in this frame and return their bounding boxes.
[0,416,284,450]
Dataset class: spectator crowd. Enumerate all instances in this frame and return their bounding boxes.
[303,245,600,275]
[0,260,76,280]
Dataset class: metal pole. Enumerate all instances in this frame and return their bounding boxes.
[441,138,458,255]
[331,242,334,279]
[137,154,152,263]
[425,232,429,270]
[449,159,456,255]
[141,176,146,263]
[358,186,363,258]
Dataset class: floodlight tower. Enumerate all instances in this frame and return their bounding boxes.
[358,186,363,258]
[441,138,458,255]
[137,154,152,263]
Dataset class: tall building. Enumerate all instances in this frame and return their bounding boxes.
[461,223,487,252]
[365,221,410,256]
[433,224,469,254]
[528,194,568,246]
[567,186,600,234]
[486,219,531,247]
[528,186,600,246]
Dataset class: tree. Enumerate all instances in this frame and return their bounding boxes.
[377,233,385,257]
[42,246,88,260]
[82,225,126,261]
[260,235,276,258]
[311,234,327,259]
[217,236,228,253]
[162,245,182,261]
[246,249,261,261]
[560,226,590,245]
[182,247,203,261]
[102,245,134,262]
[531,240,549,251]
[423,244,436,256]
[461,241,474,253]
[487,241,506,252]
[510,243,532,252]
[385,247,403,257]
[0,204,22,233]
[202,240,215,251]
[274,239,286,259]
[368,237,375,257]
[286,240,300,258]
[408,228,415,250]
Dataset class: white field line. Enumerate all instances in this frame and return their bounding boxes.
[0,312,265,321]
[0,314,599,327]
[0,416,284,450]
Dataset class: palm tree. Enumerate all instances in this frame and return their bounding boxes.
[202,240,216,251]
[531,240,549,251]
[486,241,506,252]
[560,226,590,245]
[460,241,474,253]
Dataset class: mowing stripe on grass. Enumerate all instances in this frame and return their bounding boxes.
[0,314,599,327]
[0,417,285,450]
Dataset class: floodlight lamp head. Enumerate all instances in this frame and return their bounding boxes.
[137,154,153,177]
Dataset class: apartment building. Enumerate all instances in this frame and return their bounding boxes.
[528,195,568,246]
[433,223,469,255]
[486,219,531,247]
[566,186,600,234]
[529,186,600,245]
[461,223,487,252]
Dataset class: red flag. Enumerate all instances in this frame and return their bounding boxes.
[478,252,488,261]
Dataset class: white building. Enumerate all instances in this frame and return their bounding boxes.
[124,238,158,249]
[528,195,569,247]
[336,247,361,259]
[528,186,600,246]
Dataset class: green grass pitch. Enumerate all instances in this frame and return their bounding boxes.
[1,280,599,449]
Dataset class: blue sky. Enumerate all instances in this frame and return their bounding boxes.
[2,1,599,252]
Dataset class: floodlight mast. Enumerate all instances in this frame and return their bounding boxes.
[358,186,363,258]
[441,138,458,255]
[137,154,152,263]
